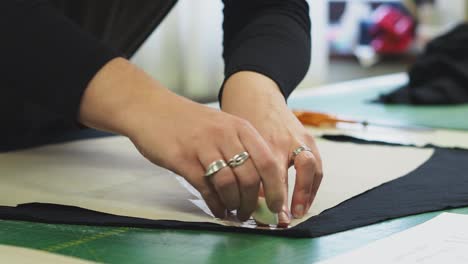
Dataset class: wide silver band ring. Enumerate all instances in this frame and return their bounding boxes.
[292,145,313,159]
[227,151,250,168]
[204,159,228,177]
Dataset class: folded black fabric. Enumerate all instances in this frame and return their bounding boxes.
[1,132,468,238]
[377,23,468,105]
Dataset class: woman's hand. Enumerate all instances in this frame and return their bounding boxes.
[221,71,323,225]
[78,58,286,220]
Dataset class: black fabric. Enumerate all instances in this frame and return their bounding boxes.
[1,132,468,238]
[377,23,468,105]
[1,0,310,148]
[321,135,411,147]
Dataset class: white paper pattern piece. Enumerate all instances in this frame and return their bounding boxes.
[0,244,94,264]
[319,213,468,264]
[0,136,433,229]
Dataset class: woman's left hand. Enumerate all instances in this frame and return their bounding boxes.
[221,71,323,225]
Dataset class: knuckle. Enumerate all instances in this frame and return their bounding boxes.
[267,134,289,149]
[235,118,254,132]
[194,120,225,138]
[257,155,277,172]
[296,152,317,168]
[303,132,316,144]
[277,135,291,147]
[208,123,225,135]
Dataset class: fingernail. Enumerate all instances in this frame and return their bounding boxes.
[294,204,304,218]
[279,211,289,222]
[278,211,290,228]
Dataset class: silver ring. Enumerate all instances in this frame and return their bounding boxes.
[227,151,250,168]
[292,145,313,159]
[204,159,228,177]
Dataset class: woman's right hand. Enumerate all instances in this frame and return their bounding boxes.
[78,58,286,220]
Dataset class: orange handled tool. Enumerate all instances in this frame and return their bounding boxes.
[293,110,359,127]
[293,110,432,131]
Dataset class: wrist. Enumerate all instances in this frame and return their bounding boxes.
[221,71,287,113]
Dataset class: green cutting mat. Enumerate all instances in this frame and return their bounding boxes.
[289,84,468,130]
[1,207,468,263]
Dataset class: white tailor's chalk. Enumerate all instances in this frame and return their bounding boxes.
[252,197,279,225]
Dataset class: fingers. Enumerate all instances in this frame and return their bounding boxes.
[197,146,241,211]
[278,181,291,227]
[308,168,323,212]
[237,121,285,213]
[181,118,284,221]
[307,141,323,212]
[180,161,227,219]
[291,148,319,219]
[257,175,291,226]
[222,139,261,221]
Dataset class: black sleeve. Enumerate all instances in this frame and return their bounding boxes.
[221,0,311,101]
[0,0,118,123]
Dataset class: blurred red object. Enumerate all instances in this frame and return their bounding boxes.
[370,5,414,54]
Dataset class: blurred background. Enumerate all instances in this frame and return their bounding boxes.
[131,0,468,103]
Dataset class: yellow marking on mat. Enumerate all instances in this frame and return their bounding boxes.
[42,227,130,252]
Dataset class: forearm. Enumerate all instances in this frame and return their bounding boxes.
[78,57,181,139]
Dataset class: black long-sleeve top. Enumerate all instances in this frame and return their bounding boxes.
[0,0,311,149]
